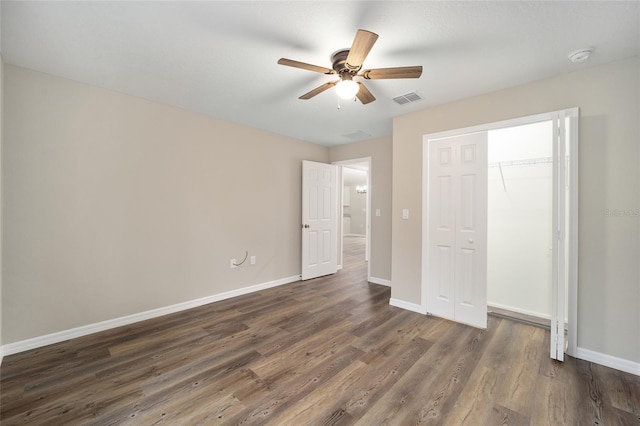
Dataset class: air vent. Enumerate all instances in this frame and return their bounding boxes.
[393,91,423,105]
[342,130,372,141]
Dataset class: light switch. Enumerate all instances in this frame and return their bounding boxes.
[402,209,409,220]
[375,209,381,217]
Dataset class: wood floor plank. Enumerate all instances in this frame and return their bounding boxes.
[223,345,365,425]
[486,404,531,425]
[441,365,500,425]
[263,359,370,426]
[2,236,638,425]
[593,362,640,416]
[345,322,475,424]
[492,323,547,416]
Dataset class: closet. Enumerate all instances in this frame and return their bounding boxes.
[487,121,553,322]
[423,108,578,361]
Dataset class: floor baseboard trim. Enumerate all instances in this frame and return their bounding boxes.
[487,302,551,321]
[1,275,301,357]
[574,347,640,376]
[389,298,425,314]
[368,276,391,287]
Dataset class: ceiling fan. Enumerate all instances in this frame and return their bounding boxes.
[278,29,422,105]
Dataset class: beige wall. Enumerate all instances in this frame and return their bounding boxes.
[2,65,328,343]
[330,136,392,282]
[346,182,367,236]
[0,56,4,351]
[392,57,640,363]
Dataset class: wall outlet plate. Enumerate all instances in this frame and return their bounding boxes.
[230,259,237,269]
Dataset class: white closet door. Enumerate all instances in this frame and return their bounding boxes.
[454,136,488,328]
[427,138,457,320]
[427,132,488,328]
[550,111,572,361]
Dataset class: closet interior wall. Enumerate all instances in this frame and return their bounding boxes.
[487,121,554,320]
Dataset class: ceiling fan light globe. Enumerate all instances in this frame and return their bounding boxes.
[335,80,359,99]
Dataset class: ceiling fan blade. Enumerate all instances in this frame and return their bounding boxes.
[356,82,375,105]
[299,81,338,100]
[360,66,423,80]
[345,29,379,71]
[278,58,335,74]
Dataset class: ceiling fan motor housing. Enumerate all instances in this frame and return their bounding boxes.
[331,49,360,78]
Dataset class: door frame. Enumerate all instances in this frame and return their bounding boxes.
[421,108,579,357]
[332,157,371,280]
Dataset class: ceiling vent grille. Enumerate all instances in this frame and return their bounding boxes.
[393,91,423,105]
[342,130,372,141]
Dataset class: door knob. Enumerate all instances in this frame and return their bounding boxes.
[468,238,474,244]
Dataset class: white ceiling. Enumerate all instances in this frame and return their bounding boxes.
[2,1,639,146]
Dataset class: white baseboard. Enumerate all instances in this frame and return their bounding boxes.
[487,302,551,321]
[574,347,640,376]
[389,298,425,314]
[368,276,391,287]
[1,275,301,357]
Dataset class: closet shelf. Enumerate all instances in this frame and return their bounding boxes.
[488,156,552,168]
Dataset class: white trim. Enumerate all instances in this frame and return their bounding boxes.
[424,109,574,141]
[368,276,391,287]
[487,302,551,321]
[566,108,579,357]
[574,347,640,377]
[421,136,430,313]
[389,298,426,314]
[1,275,301,357]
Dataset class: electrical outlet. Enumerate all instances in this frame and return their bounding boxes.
[230,259,237,269]
[250,256,256,265]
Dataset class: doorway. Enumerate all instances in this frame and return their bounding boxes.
[422,108,578,360]
[333,158,371,280]
[487,121,557,327]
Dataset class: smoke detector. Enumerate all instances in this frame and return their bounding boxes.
[568,48,592,63]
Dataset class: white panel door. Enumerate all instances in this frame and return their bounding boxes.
[454,137,488,328]
[427,132,488,328]
[427,138,457,319]
[302,160,338,280]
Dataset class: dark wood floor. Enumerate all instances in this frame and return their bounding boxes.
[1,236,639,425]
